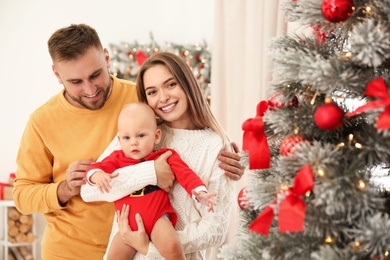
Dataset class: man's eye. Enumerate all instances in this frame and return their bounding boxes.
[91,73,100,79]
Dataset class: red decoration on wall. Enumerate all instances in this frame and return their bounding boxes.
[314,102,344,130]
[242,101,270,169]
[249,164,314,235]
[135,51,148,66]
[321,0,354,23]
[347,77,390,129]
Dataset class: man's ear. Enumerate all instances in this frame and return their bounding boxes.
[155,129,162,145]
[52,65,63,84]
[104,48,110,69]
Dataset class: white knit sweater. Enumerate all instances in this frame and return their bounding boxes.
[81,124,234,259]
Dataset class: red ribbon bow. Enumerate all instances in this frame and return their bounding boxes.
[347,77,390,129]
[249,164,314,235]
[242,101,270,170]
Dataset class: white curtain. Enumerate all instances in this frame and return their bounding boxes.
[210,0,287,257]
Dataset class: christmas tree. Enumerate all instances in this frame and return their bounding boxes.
[219,0,390,259]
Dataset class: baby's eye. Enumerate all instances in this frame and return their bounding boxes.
[138,134,145,138]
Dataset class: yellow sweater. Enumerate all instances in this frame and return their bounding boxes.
[13,76,138,260]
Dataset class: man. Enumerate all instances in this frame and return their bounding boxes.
[13,24,243,260]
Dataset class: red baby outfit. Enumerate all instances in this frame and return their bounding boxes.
[87,148,206,236]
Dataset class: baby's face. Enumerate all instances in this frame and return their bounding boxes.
[118,118,160,160]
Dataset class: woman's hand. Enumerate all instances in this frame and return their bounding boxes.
[118,204,149,255]
[154,151,175,192]
[218,142,245,181]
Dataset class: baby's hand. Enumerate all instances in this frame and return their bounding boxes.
[90,171,112,193]
[193,190,217,212]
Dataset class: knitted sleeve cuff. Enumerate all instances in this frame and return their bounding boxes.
[81,160,156,202]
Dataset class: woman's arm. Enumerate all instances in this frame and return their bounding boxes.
[81,137,175,202]
[81,161,157,202]
[140,141,235,258]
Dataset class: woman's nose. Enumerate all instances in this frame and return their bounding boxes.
[159,89,170,102]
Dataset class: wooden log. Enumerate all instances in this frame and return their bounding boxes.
[8,225,19,237]
[19,246,34,260]
[18,223,30,233]
[8,208,20,221]
[15,233,27,243]
[26,232,35,243]
[9,247,24,260]
[19,214,32,224]
[7,250,16,260]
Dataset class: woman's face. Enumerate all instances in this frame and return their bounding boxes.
[143,64,195,129]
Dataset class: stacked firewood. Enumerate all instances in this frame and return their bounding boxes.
[7,207,35,260]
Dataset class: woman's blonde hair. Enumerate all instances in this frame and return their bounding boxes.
[136,52,229,148]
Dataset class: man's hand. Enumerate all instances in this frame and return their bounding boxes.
[218,142,245,181]
[118,204,149,255]
[58,158,93,205]
[154,151,175,192]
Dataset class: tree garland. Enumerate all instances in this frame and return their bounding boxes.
[109,33,212,101]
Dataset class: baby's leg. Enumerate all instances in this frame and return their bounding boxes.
[150,215,185,260]
[107,231,136,260]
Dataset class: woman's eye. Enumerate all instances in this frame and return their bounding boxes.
[168,82,176,88]
[147,90,156,96]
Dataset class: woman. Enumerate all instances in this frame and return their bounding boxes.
[83,52,238,259]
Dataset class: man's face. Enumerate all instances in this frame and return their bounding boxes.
[52,47,112,110]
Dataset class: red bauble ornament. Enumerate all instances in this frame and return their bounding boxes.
[238,187,249,210]
[280,134,306,156]
[321,0,353,23]
[314,102,344,130]
[268,93,298,109]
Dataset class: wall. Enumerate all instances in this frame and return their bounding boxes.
[0,0,214,182]
[0,1,213,258]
